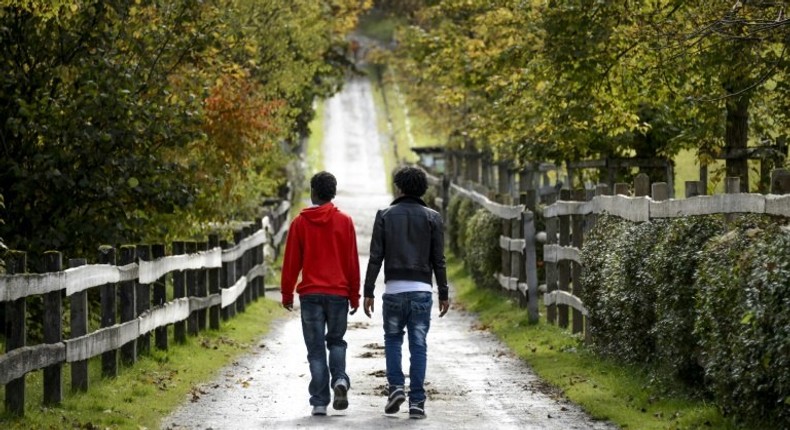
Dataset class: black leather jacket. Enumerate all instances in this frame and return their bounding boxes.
[363,195,449,301]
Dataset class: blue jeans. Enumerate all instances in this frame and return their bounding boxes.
[300,294,350,406]
[382,291,432,403]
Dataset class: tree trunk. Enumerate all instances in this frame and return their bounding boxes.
[724,94,750,192]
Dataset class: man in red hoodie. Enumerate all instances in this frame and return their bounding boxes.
[280,171,360,416]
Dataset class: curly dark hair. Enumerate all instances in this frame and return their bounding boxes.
[310,171,337,201]
[393,165,428,197]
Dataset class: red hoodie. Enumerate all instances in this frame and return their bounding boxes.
[280,202,360,309]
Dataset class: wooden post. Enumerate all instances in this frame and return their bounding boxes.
[254,218,265,299]
[595,183,611,196]
[545,194,558,325]
[197,241,209,331]
[172,241,187,344]
[685,181,703,198]
[119,246,137,364]
[243,226,254,304]
[98,246,118,377]
[208,234,221,330]
[651,183,670,202]
[558,189,571,329]
[186,241,199,335]
[614,183,630,196]
[135,244,151,356]
[233,230,246,313]
[152,244,168,351]
[634,173,650,197]
[221,239,234,321]
[69,258,89,392]
[699,163,708,195]
[571,189,585,335]
[510,208,524,307]
[522,204,540,324]
[726,177,741,224]
[43,251,63,405]
[771,168,790,194]
[501,214,512,292]
[5,251,26,416]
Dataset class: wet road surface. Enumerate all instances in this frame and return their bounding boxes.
[163,77,618,430]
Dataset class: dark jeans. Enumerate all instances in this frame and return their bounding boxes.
[382,291,432,404]
[300,294,350,406]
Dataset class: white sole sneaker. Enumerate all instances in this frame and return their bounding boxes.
[312,405,327,416]
[333,382,348,410]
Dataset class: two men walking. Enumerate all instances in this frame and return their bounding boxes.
[280,167,449,419]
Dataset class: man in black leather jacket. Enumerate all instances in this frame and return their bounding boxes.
[363,165,450,419]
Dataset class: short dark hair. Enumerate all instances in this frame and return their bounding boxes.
[393,165,428,197]
[310,171,337,201]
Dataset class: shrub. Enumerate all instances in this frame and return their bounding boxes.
[582,216,665,364]
[695,219,790,425]
[446,194,463,254]
[649,215,725,387]
[462,208,502,290]
[453,196,476,259]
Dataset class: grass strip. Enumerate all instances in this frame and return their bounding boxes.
[447,256,740,430]
[0,298,285,429]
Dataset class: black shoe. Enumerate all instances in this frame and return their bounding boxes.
[384,386,406,414]
[409,401,426,419]
[333,380,349,410]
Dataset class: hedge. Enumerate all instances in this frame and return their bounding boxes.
[462,208,502,290]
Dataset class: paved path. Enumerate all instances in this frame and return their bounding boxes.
[163,77,618,430]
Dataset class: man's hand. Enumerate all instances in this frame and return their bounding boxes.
[438,300,450,317]
[363,297,375,318]
[282,302,293,312]
[349,307,358,315]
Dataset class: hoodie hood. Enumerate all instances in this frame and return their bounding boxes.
[300,202,337,224]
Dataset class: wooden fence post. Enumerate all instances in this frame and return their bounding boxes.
[43,251,63,405]
[651,183,670,202]
[501,207,512,293]
[510,206,524,307]
[208,234,221,330]
[545,195,558,325]
[221,239,235,320]
[98,246,118,377]
[197,241,209,331]
[233,229,246,313]
[243,225,254,304]
[522,203,540,324]
[186,241,199,335]
[69,258,89,392]
[152,244,168,351]
[770,168,790,194]
[634,173,650,197]
[4,251,26,416]
[254,218,265,299]
[172,241,187,344]
[685,181,703,198]
[571,189,586,335]
[135,245,151,356]
[119,245,137,364]
[614,183,630,196]
[558,189,571,329]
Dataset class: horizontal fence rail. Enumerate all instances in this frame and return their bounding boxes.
[0,200,291,416]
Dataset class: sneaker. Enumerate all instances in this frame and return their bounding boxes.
[384,386,406,414]
[409,401,426,419]
[312,405,327,416]
[333,379,349,410]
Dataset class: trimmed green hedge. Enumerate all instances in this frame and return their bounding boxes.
[462,208,502,290]
[694,217,790,425]
[650,215,725,386]
[583,213,789,425]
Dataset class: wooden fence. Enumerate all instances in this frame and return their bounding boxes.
[0,201,290,416]
[428,153,790,342]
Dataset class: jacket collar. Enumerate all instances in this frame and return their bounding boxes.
[391,195,427,207]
